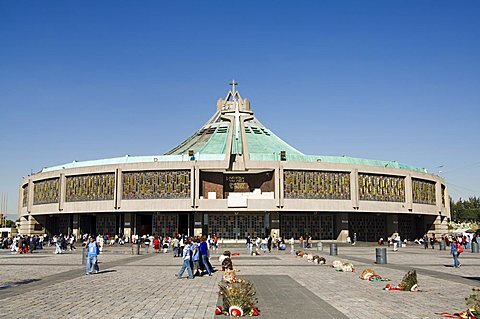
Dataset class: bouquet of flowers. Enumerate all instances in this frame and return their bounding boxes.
[218,279,259,317]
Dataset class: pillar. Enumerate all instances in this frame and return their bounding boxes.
[19,215,44,235]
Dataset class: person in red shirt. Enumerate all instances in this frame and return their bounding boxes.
[153,236,160,253]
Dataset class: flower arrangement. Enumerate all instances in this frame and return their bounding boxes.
[464,290,480,318]
[384,269,419,292]
[218,279,259,317]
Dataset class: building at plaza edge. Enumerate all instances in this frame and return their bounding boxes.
[17,82,450,241]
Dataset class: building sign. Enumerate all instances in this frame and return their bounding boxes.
[224,175,250,192]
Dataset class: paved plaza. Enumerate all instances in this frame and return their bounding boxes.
[0,243,479,319]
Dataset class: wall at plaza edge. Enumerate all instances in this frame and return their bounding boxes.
[17,84,450,241]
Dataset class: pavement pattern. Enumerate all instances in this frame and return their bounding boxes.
[0,243,479,318]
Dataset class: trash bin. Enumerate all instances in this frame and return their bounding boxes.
[472,242,479,253]
[330,243,337,256]
[317,242,323,251]
[439,240,446,251]
[132,243,140,255]
[376,247,387,264]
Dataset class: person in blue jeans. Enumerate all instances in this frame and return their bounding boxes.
[176,239,194,279]
[85,237,99,275]
[450,238,460,268]
[199,236,213,276]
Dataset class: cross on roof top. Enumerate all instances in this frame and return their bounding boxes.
[229,80,238,94]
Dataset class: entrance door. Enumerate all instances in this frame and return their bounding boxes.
[139,214,153,236]
[178,213,189,236]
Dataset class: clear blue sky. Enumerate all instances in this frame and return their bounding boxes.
[1,1,479,220]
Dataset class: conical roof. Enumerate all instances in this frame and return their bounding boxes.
[165,82,304,159]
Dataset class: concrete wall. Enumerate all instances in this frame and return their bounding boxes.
[17,159,449,236]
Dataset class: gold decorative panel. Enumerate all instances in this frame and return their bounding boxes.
[412,178,436,205]
[123,170,190,200]
[22,185,29,207]
[358,173,405,202]
[33,178,59,205]
[284,170,350,200]
[66,173,115,202]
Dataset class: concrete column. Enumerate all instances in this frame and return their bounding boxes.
[18,216,30,234]
[59,173,66,211]
[350,169,359,209]
[335,213,349,242]
[19,215,44,236]
[444,186,451,219]
[279,165,284,208]
[405,175,413,211]
[432,214,448,237]
[115,169,122,209]
[192,166,198,208]
[435,181,442,214]
[27,179,33,213]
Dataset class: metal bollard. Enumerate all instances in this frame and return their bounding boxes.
[375,247,387,264]
[330,243,337,256]
[132,243,140,255]
[317,242,323,251]
[472,242,479,253]
[82,248,87,265]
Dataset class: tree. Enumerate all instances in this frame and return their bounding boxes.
[450,196,480,222]
[4,219,16,228]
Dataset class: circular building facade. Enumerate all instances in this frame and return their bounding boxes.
[18,84,450,241]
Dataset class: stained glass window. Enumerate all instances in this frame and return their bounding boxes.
[284,170,350,200]
[122,170,190,200]
[66,173,115,202]
[412,178,436,205]
[33,178,59,205]
[358,173,405,202]
[22,185,29,207]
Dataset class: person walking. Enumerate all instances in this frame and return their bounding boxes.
[176,239,194,279]
[450,237,461,268]
[199,236,213,276]
[85,237,100,275]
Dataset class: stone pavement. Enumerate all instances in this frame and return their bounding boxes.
[0,243,478,318]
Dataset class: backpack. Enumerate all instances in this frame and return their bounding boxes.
[456,243,464,253]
